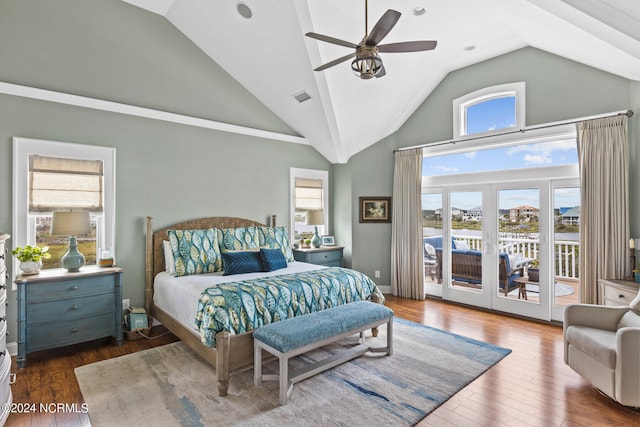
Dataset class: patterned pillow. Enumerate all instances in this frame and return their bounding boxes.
[167,228,222,276]
[258,226,294,262]
[221,251,264,276]
[260,248,287,271]
[218,226,260,252]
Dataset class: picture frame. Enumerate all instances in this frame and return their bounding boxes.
[321,235,335,246]
[359,197,392,223]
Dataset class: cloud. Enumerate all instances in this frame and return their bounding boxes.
[524,154,552,164]
[431,165,459,172]
[463,152,477,159]
[508,139,576,165]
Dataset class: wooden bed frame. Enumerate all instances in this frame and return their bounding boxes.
[144,215,277,397]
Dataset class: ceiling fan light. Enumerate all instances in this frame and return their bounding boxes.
[351,55,383,79]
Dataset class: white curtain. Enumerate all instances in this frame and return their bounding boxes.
[391,148,424,299]
[577,115,629,304]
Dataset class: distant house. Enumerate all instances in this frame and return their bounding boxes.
[510,205,539,222]
[560,206,580,225]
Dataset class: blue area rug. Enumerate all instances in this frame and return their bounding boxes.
[75,318,511,426]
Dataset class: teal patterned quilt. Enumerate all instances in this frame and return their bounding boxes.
[194,267,385,347]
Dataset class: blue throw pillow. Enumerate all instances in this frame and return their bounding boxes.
[260,248,287,271]
[221,251,264,276]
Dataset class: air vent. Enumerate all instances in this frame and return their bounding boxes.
[292,90,311,103]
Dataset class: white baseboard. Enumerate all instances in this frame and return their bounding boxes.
[6,342,17,357]
[378,285,391,294]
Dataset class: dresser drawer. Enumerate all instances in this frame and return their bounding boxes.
[27,292,115,324]
[27,312,116,352]
[0,240,6,271]
[306,250,342,264]
[0,350,12,417]
[27,274,115,301]
[602,284,637,306]
[0,268,5,292]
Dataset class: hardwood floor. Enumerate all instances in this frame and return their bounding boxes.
[6,298,640,426]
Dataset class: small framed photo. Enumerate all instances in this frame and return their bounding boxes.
[321,235,335,246]
[359,197,392,223]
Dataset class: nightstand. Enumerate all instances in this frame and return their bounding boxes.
[598,279,639,306]
[15,265,123,368]
[293,246,343,267]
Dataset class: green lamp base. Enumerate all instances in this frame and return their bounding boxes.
[61,236,86,272]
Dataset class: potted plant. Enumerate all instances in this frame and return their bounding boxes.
[527,259,540,282]
[12,245,51,275]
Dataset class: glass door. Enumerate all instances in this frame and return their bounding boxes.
[424,182,553,320]
[491,183,551,320]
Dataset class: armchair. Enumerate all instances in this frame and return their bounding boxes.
[564,293,640,407]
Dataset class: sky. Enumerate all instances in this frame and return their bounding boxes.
[422,95,580,211]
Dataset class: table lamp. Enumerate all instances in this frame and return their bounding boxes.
[52,211,91,272]
[306,209,325,248]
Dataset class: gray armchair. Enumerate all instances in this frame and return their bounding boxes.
[564,292,640,407]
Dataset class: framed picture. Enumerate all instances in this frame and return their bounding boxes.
[359,197,392,223]
[321,235,335,246]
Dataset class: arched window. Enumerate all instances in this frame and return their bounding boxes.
[453,82,525,139]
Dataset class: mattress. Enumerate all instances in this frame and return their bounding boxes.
[153,261,325,332]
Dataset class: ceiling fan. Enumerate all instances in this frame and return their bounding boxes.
[305,0,437,79]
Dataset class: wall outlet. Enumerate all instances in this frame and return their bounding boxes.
[374,270,380,278]
[122,299,130,311]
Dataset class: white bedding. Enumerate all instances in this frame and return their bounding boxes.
[153,261,325,332]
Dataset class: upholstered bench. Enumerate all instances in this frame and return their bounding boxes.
[253,301,394,405]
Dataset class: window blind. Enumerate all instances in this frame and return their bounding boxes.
[294,178,323,211]
[29,155,104,213]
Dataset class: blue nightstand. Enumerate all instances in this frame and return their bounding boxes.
[15,265,123,368]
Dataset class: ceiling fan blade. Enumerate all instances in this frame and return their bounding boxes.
[377,40,438,53]
[306,32,359,49]
[314,52,356,71]
[365,9,401,46]
[375,64,386,78]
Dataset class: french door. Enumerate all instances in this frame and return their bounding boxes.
[424,177,560,321]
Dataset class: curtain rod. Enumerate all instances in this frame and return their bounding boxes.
[395,109,634,152]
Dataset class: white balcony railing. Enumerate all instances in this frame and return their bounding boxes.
[433,235,580,280]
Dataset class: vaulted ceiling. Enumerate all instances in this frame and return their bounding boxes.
[123,0,640,163]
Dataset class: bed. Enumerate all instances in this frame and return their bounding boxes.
[144,215,384,397]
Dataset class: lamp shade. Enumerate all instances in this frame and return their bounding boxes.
[51,211,91,236]
[306,210,325,226]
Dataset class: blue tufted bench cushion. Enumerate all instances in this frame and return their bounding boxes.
[253,301,393,353]
[253,300,394,405]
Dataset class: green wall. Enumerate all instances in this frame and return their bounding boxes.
[0,0,330,343]
[339,47,638,288]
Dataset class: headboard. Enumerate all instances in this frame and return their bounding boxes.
[144,215,275,313]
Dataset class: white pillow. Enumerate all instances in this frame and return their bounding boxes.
[162,240,176,276]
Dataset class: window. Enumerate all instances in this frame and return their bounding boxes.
[289,168,328,244]
[453,82,525,139]
[13,138,115,277]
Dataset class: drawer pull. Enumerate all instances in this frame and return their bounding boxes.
[70,285,78,291]
[618,294,625,299]
[0,350,4,356]
[71,327,79,333]
[0,253,4,260]
[71,305,78,311]
[9,374,16,385]
[0,284,5,290]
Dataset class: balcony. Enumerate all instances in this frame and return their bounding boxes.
[424,234,579,306]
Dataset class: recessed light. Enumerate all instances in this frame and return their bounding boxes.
[237,2,252,19]
[412,6,426,16]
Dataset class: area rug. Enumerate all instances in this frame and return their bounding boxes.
[75,318,511,427]
[508,282,575,298]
